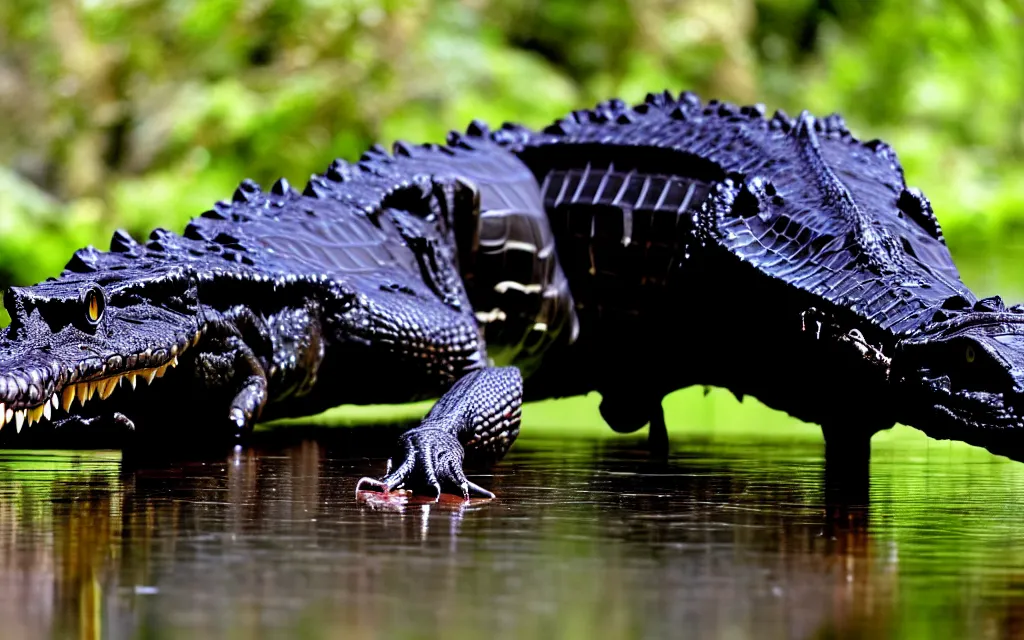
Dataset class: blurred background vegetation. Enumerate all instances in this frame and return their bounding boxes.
[2,0,1024,294]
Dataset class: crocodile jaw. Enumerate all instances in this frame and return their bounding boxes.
[0,326,204,432]
[893,309,1024,440]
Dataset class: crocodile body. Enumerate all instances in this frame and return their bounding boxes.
[2,90,1024,497]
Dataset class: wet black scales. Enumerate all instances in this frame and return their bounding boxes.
[3,90,1024,497]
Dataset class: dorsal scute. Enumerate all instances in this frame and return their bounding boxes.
[271,177,295,197]
[109,229,140,254]
[64,246,103,273]
[789,110,907,276]
[898,186,945,244]
[232,178,261,204]
[495,90,969,334]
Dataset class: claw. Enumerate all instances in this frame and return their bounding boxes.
[228,408,246,430]
[464,479,495,499]
[356,426,497,500]
[354,476,391,497]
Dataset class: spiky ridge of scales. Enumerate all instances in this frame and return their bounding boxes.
[455,90,967,337]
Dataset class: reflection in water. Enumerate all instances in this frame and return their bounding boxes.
[1,430,1024,638]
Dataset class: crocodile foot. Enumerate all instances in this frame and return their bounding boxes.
[355,426,495,500]
[356,366,521,500]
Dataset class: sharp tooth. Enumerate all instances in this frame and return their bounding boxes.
[126,373,137,389]
[61,386,75,412]
[50,394,58,410]
[42,401,51,421]
[155,364,168,379]
[193,332,201,347]
[142,369,157,385]
[170,356,179,368]
[75,383,89,407]
[99,378,117,400]
[4,408,11,424]
[27,405,44,425]
[15,411,24,433]
[0,404,5,429]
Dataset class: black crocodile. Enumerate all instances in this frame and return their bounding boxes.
[1,90,1023,498]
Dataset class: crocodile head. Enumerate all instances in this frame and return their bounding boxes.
[892,296,1024,452]
[0,264,204,432]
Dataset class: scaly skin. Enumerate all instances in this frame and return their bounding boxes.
[3,90,1024,499]
[474,91,1024,462]
[0,139,548,497]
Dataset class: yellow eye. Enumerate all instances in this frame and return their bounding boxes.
[966,345,976,363]
[81,285,105,327]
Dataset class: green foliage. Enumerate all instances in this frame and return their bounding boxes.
[1,0,1024,292]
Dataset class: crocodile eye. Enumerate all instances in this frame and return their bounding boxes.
[81,285,105,327]
[965,345,976,364]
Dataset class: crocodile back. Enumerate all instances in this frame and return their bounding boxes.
[61,139,576,375]
[540,162,711,323]
[479,93,973,339]
[65,166,468,313]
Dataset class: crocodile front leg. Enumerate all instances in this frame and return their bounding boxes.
[356,366,523,499]
[190,305,273,439]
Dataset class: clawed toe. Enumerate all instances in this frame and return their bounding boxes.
[462,479,495,499]
[354,476,392,496]
[354,427,495,500]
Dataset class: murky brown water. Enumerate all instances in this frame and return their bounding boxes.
[1,423,1024,640]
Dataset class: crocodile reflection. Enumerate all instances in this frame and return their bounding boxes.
[0,435,1017,637]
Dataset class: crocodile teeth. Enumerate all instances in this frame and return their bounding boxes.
[98,377,118,400]
[15,411,24,433]
[62,386,76,412]
[0,403,5,429]
[4,408,11,424]
[26,404,44,426]
[75,383,91,407]
[45,358,179,418]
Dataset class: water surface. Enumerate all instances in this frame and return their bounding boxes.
[1,420,1024,639]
